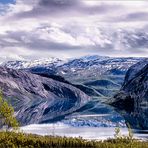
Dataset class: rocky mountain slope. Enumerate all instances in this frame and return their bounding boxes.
[2,56,142,80]
[111,59,148,130]
[2,56,143,98]
[1,56,146,128]
[0,66,90,125]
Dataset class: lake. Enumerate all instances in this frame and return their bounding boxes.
[21,123,148,141]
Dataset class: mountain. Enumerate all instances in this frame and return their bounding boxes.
[55,56,143,98]
[111,59,148,130]
[0,66,90,125]
[2,57,65,70]
[2,55,144,98]
[56,56,142,82]
[1,55,143,128]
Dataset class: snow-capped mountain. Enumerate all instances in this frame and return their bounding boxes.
[1,55,142,75]
[2,55,144,98]
[78,55,109,62]
[2,57,65,69]
[2,55,144,83]
[0,56,146,128]
[56,56,144,82]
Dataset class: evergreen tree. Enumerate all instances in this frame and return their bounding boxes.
[0,92,19,130]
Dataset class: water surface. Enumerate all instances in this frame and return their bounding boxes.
[21,123,148,140]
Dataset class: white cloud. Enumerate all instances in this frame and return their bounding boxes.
[0,0,148,62]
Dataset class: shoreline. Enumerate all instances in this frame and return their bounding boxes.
[20,123,148,141]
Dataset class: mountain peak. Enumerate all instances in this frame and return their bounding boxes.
[80,55,109,62]
[1,57,65,69]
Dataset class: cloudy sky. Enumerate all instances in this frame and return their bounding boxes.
[0,0,148,61]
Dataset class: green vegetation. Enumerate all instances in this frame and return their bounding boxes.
[0,92,19,130]
[0,91,147,148]
[0,131,147,148]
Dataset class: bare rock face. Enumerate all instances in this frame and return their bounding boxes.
[0,67,90,125]
[111,59,148,130]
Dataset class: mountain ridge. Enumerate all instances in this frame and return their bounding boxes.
[0,66,90,125]
[111,59,148,130]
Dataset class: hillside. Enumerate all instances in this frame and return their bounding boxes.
[111,59,148,130]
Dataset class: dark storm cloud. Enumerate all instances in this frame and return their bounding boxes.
[0,30,83,51]
[110,12,148,23]
[14,0,122,19]
[25,38,82,51]
[19,0,79,17]
[126,12,148,21]
[38,0,118,13]
[39,0,79,8]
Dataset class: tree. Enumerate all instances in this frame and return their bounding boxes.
[0,92,19,130]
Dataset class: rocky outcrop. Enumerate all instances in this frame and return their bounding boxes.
[0,67,90,125]
[111,59,148,130]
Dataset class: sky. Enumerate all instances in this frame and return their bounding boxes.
[0,0,148,61]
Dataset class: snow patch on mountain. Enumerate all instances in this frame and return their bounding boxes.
[2,57,67,69]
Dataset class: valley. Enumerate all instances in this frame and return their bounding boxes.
[1,55,147,136]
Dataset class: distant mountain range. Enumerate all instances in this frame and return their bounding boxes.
[2,57,64,70]
[0,55,147,129]
[2,55,143,74]
[2,55,144,98]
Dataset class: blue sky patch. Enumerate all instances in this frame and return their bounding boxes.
[0,0,15,4]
